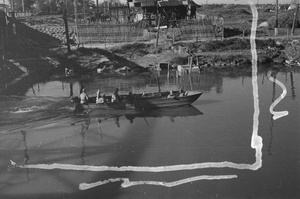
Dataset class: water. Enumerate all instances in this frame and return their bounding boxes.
[0,68,299,199]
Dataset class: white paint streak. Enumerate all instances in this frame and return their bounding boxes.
[249,2,263,168]
[267,71,289,120]
[11,161,260,172]
[79,175,238,190]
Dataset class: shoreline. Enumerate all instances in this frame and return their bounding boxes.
[1,37,300,95]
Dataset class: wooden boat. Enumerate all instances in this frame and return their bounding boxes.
[71,90,202,111]
[132,91,202,109]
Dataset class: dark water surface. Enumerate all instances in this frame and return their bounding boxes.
[0,69,299,199]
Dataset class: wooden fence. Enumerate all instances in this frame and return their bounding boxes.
[77,23,144,44]
[178,17,224,41]
[77,16,224,45]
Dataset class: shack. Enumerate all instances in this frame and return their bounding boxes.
[128,0,201,26]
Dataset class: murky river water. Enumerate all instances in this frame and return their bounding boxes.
[0,68,299,199]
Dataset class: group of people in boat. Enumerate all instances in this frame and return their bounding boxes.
[79,87,123,105]
[167,89,187,98]
[77,87,188,106]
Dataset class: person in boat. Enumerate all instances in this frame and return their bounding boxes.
[179,89,186,97]
[167,90,175,98]
[96,89,105,104]
[111,88,122,103]
[80,88,89,105]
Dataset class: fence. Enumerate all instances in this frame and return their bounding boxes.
[77,16,224,45]
[179,17,224,41]
[77,23,145,44]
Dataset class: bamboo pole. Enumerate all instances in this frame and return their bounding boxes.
[74,0,79,46]
[96,0,99,21]
[155,15,161,52]
[22,0,24,12]
[274,0,278,36]
[291,3,299,35]
[0,10,6,67]
[63,9,71,53]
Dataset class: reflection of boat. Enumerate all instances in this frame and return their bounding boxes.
[73,103,202,121]
[125,105,203,122]
[72,90,202,111]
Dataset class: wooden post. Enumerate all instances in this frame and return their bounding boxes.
[96,0,99,21]
[83,0,86,22]
[172,27,175,43]
[22,0,25,12]
[274,0,278,36]
[0,10,6,67]
[63,9,71,53]
[74,0,79,46]
[291,3,299,35]
[155,15,161,52]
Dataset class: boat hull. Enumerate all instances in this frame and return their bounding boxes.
[133,91,202,109]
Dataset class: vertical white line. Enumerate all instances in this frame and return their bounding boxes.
[249,2,263,167]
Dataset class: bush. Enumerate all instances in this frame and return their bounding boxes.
[201,38,277,52]
[202,38,250,52]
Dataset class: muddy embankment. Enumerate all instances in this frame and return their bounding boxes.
[2,17,300,94]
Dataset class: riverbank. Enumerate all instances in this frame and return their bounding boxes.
[81,37,300,73]
[1,16,300,93]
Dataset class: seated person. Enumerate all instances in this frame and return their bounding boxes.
[179,89,186,97]
[111,88,122,103]
[167,90,175,98]
[96,90,105,104]
[80,88,89,105]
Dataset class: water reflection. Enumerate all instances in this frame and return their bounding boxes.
[90,105,202,128]
[290,72,296,100]
[80,119,89,166]
[97,118,103,140]
[20,130,30,180]
[267,72,276,156]
[69,82,74,97]
[70,118,90,165]
[123,105,203,124]
[71,105,203,138]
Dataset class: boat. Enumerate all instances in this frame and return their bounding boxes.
[132,91,202,109]
[71,90,202,111]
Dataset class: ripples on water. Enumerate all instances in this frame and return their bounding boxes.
[0,95,74,130]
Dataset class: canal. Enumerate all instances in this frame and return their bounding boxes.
[0,68,299,199]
